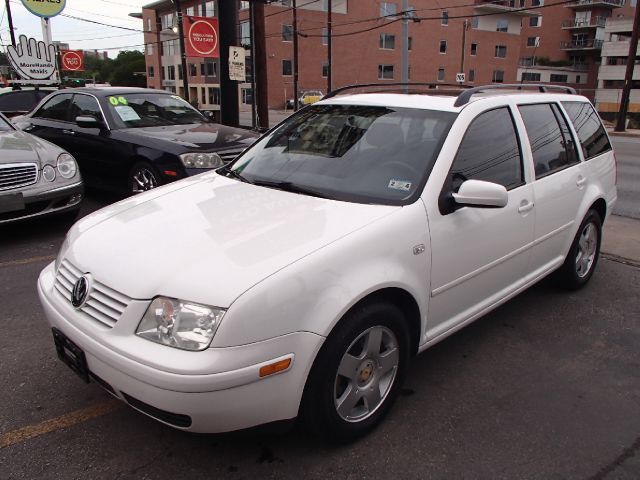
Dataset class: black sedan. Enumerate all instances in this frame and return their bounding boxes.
[13,87,259,195]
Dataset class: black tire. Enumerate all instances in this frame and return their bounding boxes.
[301,301,410,443]
[127,162,161,196]
[556,209,602,290]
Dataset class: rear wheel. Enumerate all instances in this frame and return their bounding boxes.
[302,301,410,442]
[128,162,160,195]
[556,209,602,290]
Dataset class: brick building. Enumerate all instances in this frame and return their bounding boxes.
[139,0,637,112]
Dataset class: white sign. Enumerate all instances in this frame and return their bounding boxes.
[456,73,465,83]
[229,46,246,82]
[7,35,58,81]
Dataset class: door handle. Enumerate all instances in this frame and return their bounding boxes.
[576,176,587,188]
[62,129,76,135]
[518,200,535,214]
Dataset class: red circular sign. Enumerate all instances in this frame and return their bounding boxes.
[188,20,218,56]
[62,51,83,71]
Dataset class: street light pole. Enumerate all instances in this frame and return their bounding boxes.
[4,0,16,46]
[173,0,190,102]
[293,0,299,111]
[327,0,332,93]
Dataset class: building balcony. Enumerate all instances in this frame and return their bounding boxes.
[474,1,537,17]
[518,57,590,71]
[565,0,623,10]
[561,16,607,29]
[560,39,604,51]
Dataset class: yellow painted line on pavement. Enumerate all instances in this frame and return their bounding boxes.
[0,400,121,449]
[0,255,56,269]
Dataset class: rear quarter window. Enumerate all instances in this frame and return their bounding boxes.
[562,101,611,160]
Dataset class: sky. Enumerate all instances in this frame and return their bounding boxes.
[0,0,149,58]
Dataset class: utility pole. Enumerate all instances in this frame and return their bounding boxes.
[173,0,190,102]
[219,0,239,126]
[460,19,468,80]
[327,0,332,93]
[249,1,257,128]
[401,0,409,84]
[5,0,16,45]
[253,0,269,130]
[615,3,640,132]
[292,0,299,111]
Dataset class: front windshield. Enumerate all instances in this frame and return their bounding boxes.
[228,104,456,205]
[0,114,13,131]
[105,93,206,128]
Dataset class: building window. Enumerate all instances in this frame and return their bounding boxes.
[167,65,175,80]
[527,36,540,47]
[439,40,447,54]
[146,18,151,32]
[380,34,396,49]
[186,6,195,15]
[532,0,543,6]
[240,1,250,9]
[442,10,449,25]
[282,24,293,42]
[530,16,541,27]
[468,69,475,82]
[471,43,477,55]
[378,64,394,80]
[322,61,329,78]
[204,1,215,17]
[408,36,412,50]
[189,63,197,77]
[521,72,541,81]
[496,19,509,32]
[550,74,568,83]
[437,67,445,81]
[146,43,153,55]
[380,2,397,17]
[240,20,250,47]
[472,16,479,28]
[322,28,328,45]
[492,70,504,83]
[282,59,292,76]
[576,75,581,84]
[208,87,220,105]
[147,66,154,78]
[495,45,507,58]
[201,61,216,76]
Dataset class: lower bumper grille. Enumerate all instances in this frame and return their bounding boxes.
[122,392,192,428]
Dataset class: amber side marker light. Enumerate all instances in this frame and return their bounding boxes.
[259,358,292,378]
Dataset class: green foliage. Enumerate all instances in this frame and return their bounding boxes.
[62,49,146,87]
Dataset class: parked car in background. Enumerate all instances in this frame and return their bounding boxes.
[13,87,259,195]
[0,87,57,118]
[0,112,82,224]
[286,90,324,109]
[38,84,615,442]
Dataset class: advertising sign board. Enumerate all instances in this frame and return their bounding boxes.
[61,50,84,71]
[183,16,219,58]
[20,0,66,18]
[7,35,58,81]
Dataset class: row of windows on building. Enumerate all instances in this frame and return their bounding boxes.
[147,62,218,79]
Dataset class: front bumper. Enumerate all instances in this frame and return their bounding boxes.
[0,181,83,224]
[37,262,324,433]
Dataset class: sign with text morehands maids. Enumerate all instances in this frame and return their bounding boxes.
[183,16,219,58]
[21,0,66,18]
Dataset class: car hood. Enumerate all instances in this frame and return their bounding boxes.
[114,123,259,152]
[0,130,60,167]
[66,173,397,307]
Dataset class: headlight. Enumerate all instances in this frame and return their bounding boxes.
[57,153,77,179]
[42,164,56,182]
[179,152,223,169]
[136,297,225,351]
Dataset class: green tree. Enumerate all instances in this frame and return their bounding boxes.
[109,50,146,87]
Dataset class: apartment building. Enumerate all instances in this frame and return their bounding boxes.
[140,0,637,111]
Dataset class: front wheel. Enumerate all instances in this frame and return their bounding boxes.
[128,162,161,196]
[301,301,410,442]
[556,209,602,290]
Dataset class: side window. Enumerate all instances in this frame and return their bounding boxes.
[0,91,39,111]
[451,107,523,191]
[562,101,612,160]
[70,94,103,122]
[519,103,577,179]
[33,94,73,121]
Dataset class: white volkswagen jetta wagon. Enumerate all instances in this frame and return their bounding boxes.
[38,84,616,441]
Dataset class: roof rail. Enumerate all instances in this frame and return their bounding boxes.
[453,83,576,107]
[324,82,470,100]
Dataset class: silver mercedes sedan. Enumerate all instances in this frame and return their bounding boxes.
[0,112,83,224]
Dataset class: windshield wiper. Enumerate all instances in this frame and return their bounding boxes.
[220,165,253,184]
[251,180,330,199]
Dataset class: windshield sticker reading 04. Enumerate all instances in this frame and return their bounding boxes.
[114,105,140,122]
[388,179,412,191]
[109,96,128,106]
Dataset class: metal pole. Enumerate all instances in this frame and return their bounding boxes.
[5,0,16,45]
[614,3,640,132]
[293,0,299,111]
[174,0,190,102]
[460,19,467,79]
[253,0,269,129]
[327,0,332,93]
[401,0,409,84]
[249,1,257,129]
[219,0,239,126]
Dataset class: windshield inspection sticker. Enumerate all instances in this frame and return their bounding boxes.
[388,179,412,191]
[114,105,141,122]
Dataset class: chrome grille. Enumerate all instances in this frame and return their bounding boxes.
[217,148,245,163]
[54,260,132,328]
[0,163,38,191]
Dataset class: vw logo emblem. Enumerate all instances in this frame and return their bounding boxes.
[71,275,90,308]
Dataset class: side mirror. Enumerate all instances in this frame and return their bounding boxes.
[452,179,508,208]
[75,115,104,129]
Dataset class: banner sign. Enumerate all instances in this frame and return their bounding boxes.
[20,0,66,18]
[7,35,58,81]
[61,50,84,71]
[229,46,245,81]
[183,16,219,58]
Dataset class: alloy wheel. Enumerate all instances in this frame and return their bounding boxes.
[575,222,598,278]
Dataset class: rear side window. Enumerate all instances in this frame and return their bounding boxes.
[519,103,579,179]
[70,94,104,122]
[451,107,523,190]
[0,91,39,111]
[34,94,73,121]
[562,101,611,160]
